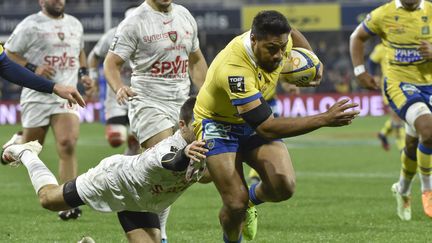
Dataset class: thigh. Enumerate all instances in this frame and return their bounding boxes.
[245,141,295,186]
[50,113,80,143]
[206,152,249,204]
[23,126,49,144]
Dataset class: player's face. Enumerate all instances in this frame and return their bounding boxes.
[401,0,421,10]
[252,33,290,73]
[40,0,65,17]
[179,120,195,144]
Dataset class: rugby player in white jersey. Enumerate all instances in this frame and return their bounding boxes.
[104,0,208,242]
[1,97,206,243]
[88,5,139,156]
[4,0,95,220]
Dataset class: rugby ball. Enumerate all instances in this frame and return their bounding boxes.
[279,47,321,86]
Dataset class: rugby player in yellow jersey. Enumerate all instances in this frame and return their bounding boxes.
[0,44,84,107]
[350,0,432,220]
[194,10,359,242]
[368,43,405,151]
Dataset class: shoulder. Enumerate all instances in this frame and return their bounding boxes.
[64,14,83,27]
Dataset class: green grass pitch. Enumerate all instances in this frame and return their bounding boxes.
[0,116,431,242]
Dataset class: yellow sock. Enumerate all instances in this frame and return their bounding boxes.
[398,150,417,195]
[417,144,432,192]
[394,127,406,151]
[380,118,393,136]
[248,168,259,180]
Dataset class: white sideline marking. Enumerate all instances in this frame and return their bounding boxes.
[296,171,396,179]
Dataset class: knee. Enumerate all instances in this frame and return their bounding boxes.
[266,176,296,202]
[106,124,127,148]
[223,192,249,213]
[38,191,56,211]
[57,137,77,153]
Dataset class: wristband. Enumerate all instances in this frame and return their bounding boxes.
[25,62,37,73]
[353,65,366,76]
[78,67,89,79]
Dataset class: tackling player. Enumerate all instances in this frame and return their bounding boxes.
[193,10,359,242]
[350,0,432,220]
[87,5,139,156]
[103,0,208,242]
[4,0,95,220]
[1,97,206,243]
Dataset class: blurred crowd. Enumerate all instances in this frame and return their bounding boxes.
[0,0,383,100]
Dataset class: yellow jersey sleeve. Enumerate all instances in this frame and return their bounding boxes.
[362,6,384,36]
[221,65,261,106]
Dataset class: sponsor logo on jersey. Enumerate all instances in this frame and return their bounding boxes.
[163,19,173,25]
[204,122,231,140]
[168,31,177,43]
[143,31,183,43]
[44,52,77,69]
[422,26,430,35]
[401,83,420,95]
[394,48,422,63]
[150,55,189,78]
[57,32,65,41]
[228,76,245,93]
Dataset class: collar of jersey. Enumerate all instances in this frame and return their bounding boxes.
[395,0,425,10]
[243,31,257,68]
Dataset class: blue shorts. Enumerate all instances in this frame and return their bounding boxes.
[199,119,281,156]
[384,79,432,120]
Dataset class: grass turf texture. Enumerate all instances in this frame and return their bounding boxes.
[0,116,431,242]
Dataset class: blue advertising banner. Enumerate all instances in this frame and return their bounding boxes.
[341,4,380,30]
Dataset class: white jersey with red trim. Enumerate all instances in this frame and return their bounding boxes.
[109,1,199,105]
[76,131,194,213]
[5,11,84,104]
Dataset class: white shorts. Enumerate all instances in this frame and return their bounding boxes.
[76,155,125,213]
[128,97,182,144]
[20,102,80,128]
[104,86,128,120]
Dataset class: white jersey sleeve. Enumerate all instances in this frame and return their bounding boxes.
[182,7,200,53]
[5,16,36,55]
[93,28,117,58]
[109,21,138,62]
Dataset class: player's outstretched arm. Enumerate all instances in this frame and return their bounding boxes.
[104,52,136,105]
[52,84,86,108]
[350,24,378,90]
[238,98,359,139]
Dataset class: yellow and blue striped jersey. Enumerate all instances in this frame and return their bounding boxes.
[363,0,432,84]
[194,31,292,124]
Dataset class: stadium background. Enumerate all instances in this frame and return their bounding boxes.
[0,0,387,124]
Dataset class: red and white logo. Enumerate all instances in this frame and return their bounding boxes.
[57,32,65,41]
[168,31,177,43]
